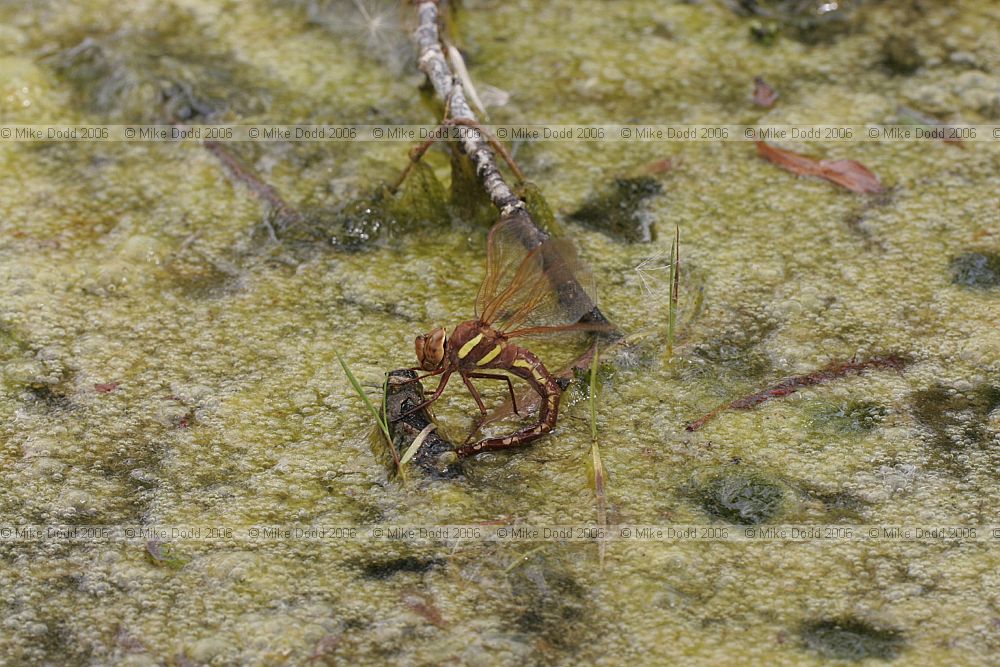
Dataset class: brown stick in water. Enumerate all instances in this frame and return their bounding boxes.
[685,354,911,431]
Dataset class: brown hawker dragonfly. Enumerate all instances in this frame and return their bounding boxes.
[399,212,611,458]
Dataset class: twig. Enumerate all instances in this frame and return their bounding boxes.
[413,1,523,216]
[203,140,302,229]
[390,118,526,193]
[685,354,911,431]
[447,118,526,182]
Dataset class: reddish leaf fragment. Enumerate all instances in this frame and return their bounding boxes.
[644,157,676,175]
[95,382,119,393]
[756,140,819,174]
[816,159,886,194]
[752,76,779,108]
[756,141,884,194]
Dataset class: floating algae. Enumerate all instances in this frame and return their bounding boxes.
[949,251,1000,289]
[809,398,890,433]
[46,4,271,122]
[910,383,1000,475]
[1,0,999,664]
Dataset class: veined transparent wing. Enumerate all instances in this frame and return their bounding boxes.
[476,211,605,337]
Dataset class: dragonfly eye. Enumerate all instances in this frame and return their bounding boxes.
[415,327,447,370]
[414,335,427,366]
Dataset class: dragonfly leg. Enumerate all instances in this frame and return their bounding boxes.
[460,373,489,415]
[395,368,445,386]
[467,372,519,415]
[391,369,453,421]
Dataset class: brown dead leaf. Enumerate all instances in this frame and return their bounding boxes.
[644,158,676,175]
[756,141,884,194]
[815,159,886,194]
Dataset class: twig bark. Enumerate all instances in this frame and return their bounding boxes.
[413,0,523,217]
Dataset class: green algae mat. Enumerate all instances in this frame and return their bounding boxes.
[1,1,999,664]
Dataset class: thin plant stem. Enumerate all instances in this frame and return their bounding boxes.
[666,226,680,358]
[589,346,607,566]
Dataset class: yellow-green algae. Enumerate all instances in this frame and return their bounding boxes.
[1,0,999,664]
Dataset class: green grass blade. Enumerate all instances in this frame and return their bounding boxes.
[588,346,607,566]
[666,226,679,358]
[589,346,599,440]
[334,348,392,443]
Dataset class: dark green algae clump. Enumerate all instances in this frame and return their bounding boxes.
[296,161,567,253]
[507,553,590,651]
[568,176,662,243]
[910,383,1000,474]
[735,0,867,44]
[799,617,906,661]
[281,160,450,252]
[810,399,890,433]
[46,4,271,123]
[696,473,784,525]
[949,251,1000,289]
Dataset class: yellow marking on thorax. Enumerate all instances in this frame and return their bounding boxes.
[512,359,533,370]
[476,344,503,366]
[457,333,484,359]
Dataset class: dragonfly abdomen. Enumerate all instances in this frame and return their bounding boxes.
[456,346,560,457]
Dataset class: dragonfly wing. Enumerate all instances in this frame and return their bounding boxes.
[475,211,542,320]
[477,212,602,334]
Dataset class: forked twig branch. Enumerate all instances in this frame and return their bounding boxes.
[412,0,523,216]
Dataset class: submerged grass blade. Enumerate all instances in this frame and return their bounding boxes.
[588,346,608,566]
[504,545,547,573]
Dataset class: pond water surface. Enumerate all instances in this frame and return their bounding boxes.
[1,0,999,664]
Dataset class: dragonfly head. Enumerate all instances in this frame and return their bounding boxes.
[415,326,447,371]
